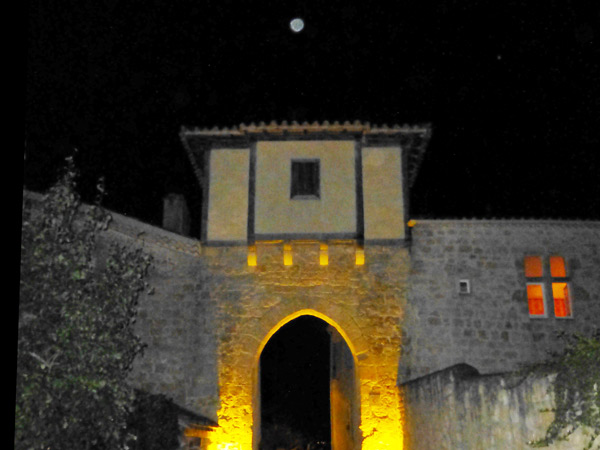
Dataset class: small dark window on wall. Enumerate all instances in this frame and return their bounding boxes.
[291,159,320,199]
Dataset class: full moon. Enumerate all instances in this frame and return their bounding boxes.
[290,18,304,32]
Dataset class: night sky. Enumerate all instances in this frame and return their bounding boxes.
[26,1,600,236]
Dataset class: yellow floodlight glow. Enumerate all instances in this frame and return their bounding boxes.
[247,245,257,267]
[205,416,251,450]
[360,363,405,450]
[216,443,242,450]
[283,243,293,266]
[319,243,329,266]
[355,246,365,265]
[205,312,406,450]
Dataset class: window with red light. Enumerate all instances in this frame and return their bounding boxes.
[526,283,545,316]
[524,256,546,317]
[524,256,543,278]
[550,256,571,318]
[524,255,572,318]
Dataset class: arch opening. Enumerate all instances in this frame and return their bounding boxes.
[256,312,360,450]
[260,316,331,449]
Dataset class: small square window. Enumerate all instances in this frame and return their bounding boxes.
[291,159,320,199]
[458,279,470,295]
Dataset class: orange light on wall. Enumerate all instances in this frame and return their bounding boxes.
[552,282,572,317]
[320,243,329,266]
[524,256,543,277]
[550,256,567,277]
[283,243,293,266]
[247,245,257,267]
[407,219,417,228]
[527,284,545,316]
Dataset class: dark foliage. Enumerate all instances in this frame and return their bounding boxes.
[128,390,180,450]
[529,330,600,448]
[17,159,151,450]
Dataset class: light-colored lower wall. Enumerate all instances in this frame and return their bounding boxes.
[402,364,599,450]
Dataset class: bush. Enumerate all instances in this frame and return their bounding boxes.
[529,330,600,449]
[17,159,151,450]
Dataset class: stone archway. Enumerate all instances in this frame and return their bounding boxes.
[258,316,330,448]
[211,301,404,450]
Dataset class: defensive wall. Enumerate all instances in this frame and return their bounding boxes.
[402,364,599,449]
[23,191,599,449]
[402,219,600,383]
[105,208,599,449]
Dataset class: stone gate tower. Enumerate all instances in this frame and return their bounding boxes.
[82,119,599,448]
[172,121,431,450]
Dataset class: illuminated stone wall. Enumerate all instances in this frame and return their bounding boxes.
[402,219,600,383]
[402,364,599,449]
[91,203,599,449]
[200,241,409,450]
[112,199,410,449]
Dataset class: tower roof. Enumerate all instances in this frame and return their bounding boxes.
[180,120,432,188]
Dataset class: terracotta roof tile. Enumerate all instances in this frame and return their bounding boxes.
[180,120,431,136]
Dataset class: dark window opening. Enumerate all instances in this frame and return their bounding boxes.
[291,159,320,199]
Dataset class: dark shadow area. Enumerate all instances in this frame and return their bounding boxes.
[260,316,331,450]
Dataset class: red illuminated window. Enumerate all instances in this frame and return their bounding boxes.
[526,284,545,316]
[552,282,571,318]
[524,255,572,318]
[550,256,567,277]
[524,256,543,277]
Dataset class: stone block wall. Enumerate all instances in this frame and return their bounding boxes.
[193,241,411,450]
[107,205,411,448]
[402,219,600,383]
[103,211,221,418]
[29,188,597,449]
[402,364,599,449]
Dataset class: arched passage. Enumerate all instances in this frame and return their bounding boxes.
[254,311,361,450]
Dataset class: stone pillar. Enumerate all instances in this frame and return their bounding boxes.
[358,343,404,450]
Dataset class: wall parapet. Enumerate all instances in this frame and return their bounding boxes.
[401,364,599,449]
